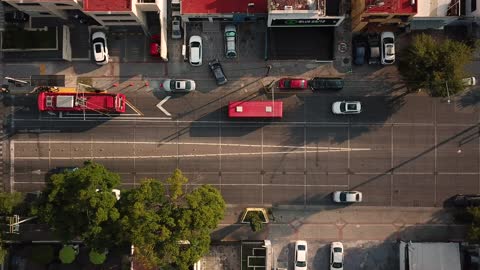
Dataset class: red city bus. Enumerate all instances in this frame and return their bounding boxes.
[228,101,283,118]
[38,92,126,113]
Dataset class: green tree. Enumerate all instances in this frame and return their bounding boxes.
[118,179,175,268]
[34,161,121,250]
[0,191,24,215]
[166,169,188,201]
[399,33,474,96]
[160,185,226,270]
[119,170,225,270]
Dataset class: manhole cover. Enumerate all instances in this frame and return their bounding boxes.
[338,42,348,53]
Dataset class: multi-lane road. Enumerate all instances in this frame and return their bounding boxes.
[6,82,480,207]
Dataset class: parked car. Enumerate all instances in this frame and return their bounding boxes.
[162,79,196,92]
[224,25,237,58]
[92,31,109,65]
[294,240,308,270]
[462,76,477,86]
[333,191,363,203]
[330,242,344,270]
[332,101,362,114]
[309,77,344,91]
[172,17,182,39]
[189,35,202,66]
[452,194,480,207]
[353,42,367,65]
[150,34,160,57]
[381,32,395,65]
[278,78,309,90]
[367,33,380,64]
[208,59,228,85]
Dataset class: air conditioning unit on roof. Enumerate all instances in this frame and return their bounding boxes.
[284,5,293,10]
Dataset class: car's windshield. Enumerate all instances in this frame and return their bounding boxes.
[333,247,342,252]
[339,192,347,201]
[191,41,200,48]
[332,262,343,268]
[296,261,306,267]
[340,103,346,112]
[283,80,291,88]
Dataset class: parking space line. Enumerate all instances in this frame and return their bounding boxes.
[390,124,394,207]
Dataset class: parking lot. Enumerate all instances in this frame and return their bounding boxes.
[274,240,398,270]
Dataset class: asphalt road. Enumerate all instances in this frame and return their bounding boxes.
[7,85,480,207]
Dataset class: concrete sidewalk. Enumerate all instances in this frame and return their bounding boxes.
[213,205,468,242]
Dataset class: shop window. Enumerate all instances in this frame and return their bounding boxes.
[472,0,477,12]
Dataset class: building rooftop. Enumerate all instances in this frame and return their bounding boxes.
[269,0,319,11]
[181,0,268,14]
[83,0,132,12]
[366,0,417,14]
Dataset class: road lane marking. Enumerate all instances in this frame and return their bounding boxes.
[14,148,370,160]
[13,140,371,151]
[156,96,171,116]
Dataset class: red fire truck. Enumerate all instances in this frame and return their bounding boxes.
[37,91,126,113]
[228,101,283,118]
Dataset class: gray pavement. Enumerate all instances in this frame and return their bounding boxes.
[215,205,466,242]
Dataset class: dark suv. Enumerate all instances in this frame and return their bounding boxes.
[208,59,228,85]
[309,77,344,91]
[452,194,480,207]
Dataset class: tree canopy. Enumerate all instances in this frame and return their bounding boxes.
[34,165,226,269]
[398,33,474,97]
[34,161,121,250]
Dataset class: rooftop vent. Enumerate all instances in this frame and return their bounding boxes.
[284,5,293,11]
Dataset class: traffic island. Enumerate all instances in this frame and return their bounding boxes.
[241,208,269,232]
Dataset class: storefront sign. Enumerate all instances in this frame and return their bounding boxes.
[271,18,340,26]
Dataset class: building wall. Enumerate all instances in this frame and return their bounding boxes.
[465,0,479,16]
[4,0,82,19]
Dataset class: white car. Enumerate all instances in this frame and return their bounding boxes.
[224,25,237,58]
[333,191,363,203]
[172,17,182,39]
[332,101,362,114]
[381,32,395,65]
[92,31,109,65]
[462,76,477,86]
[330,242,344,270]
[294,240,307,270]
[189,35,202,66]
[162,79,196,92]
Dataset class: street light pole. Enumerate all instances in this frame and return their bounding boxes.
[445,81,451,104]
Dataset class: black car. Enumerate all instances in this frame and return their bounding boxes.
[353,42,367,65]
[308,77,344,91]
[452,194,480,207]
[208,59,227,85]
